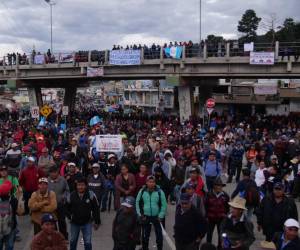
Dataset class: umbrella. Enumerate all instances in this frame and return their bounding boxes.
[90,116,102,126]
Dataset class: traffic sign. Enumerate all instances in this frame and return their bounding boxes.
[206,98,216,109]
[62,106,69,116]
[30,106,40,119]
[207,107,214,115]
[40,105,53,118]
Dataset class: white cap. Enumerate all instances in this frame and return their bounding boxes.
[108,154,116,160]
[27,156,35,162]
[92,163,100,168]
[68,162,76,167]
[284,218,300,229]
[289,139,295,143]
[11,143,18,148]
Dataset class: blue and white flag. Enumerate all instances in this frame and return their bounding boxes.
[38,116,46,127]
[90,116,102,126]
[164,46,183,59]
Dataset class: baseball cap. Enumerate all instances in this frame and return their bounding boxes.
[270,155,278,160]
[68,162,76,167]
[274,182,284,189]
[189,167,199,174]
[180,193,191,204]
[27,156,36,162]
[284,218,299,229]
[11,143,18,148]
[146,175,156,181]
[185,182,196,190]
[41,214,56,224]
[108,154,116,160]
[92,163,100,168]
[0,165,8,170]
[38,178,48,184]
[121,196,135,208]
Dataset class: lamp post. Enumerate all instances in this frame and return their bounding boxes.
[199,0,202,43]
[44,0,55,53]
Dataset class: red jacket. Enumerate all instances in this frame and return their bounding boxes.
[19,166,45,192]
[205,191,230,222]
[190,176,205,198]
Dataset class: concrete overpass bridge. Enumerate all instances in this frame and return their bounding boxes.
[1,41,300,120]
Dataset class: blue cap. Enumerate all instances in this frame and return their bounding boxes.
[180,193,191,203]
[41,213,56,224]
[121,196,135,208]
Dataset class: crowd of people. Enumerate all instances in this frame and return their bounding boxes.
[0,109,300,249]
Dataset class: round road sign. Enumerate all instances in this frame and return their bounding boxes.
[206,98,216,108]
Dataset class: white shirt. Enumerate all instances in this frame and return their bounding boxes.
[255,168,266,187]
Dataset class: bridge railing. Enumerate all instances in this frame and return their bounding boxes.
[1,41,299,68]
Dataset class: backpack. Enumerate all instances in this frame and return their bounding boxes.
[138,187,162,216]
[0,200,12,236]
[244,183,260,207]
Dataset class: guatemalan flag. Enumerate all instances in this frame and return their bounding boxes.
[164,46,183,59]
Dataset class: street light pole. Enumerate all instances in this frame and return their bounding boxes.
[44,0,55,53]
[200,0,202,43]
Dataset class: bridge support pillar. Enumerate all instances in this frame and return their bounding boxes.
[63,87,77,115]
[178,86,194,123]
[28,87,43,107]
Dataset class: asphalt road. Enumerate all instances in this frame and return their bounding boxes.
[15,182,300,250]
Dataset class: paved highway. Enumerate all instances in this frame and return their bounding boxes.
[15,182,300,250]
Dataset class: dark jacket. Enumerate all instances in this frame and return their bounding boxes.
[67,190,100,225]
[205,191,230,222]
[87,173,106,199]
[220,215,255,250]
[273,232,300,250]
[174,205,207,244]
[112,207,139,245]
[231,179,257,200]
[256,195,298,236]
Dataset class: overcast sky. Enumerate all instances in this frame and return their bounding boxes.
[0,0,299,55]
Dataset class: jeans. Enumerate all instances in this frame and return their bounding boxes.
[0,229,16,250]
[70,223,92,250]
[102,188,115,210]
[142,216,163,250]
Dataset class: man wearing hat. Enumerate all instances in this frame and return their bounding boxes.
[28,177,57,234]
[100,153,120,212]
[38,147,55,176]
[19,156,45,214]
[112,196,139,250]
[273,218,300,250]
[174,193,207,250]
[256,182,298,241]
[31,213,67,250]
[205,177,230,248]
[65,162,83,193]
[220,196,255,250]
[87,163,106,212]
[204,152,222,191]
[48,165,70,239]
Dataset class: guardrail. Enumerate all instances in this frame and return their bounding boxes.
[0,41,299,68]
